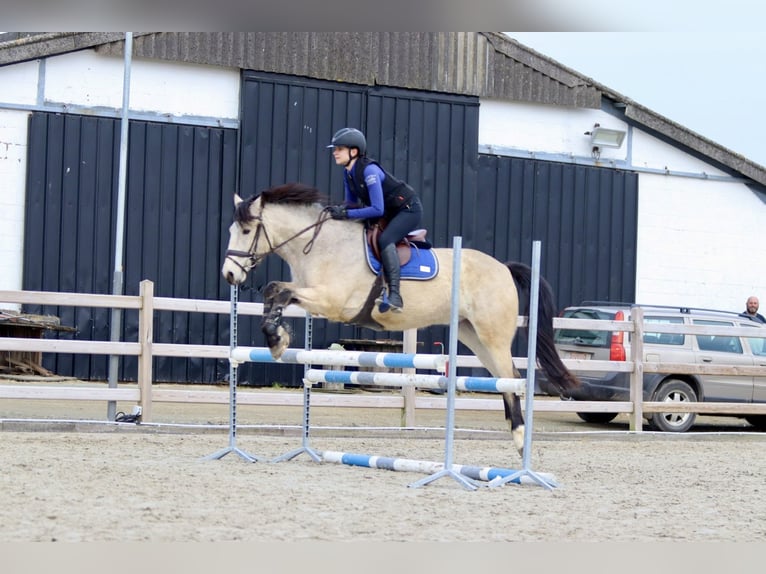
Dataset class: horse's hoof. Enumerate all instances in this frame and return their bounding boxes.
[512,425,525,455]
[268,326,290,359]
[268,343,283,360]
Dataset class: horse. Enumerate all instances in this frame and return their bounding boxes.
[221,182,579,455]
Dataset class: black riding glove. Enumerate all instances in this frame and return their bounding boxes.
[328,205,349,220]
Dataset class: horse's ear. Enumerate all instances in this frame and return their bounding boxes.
[234,194,243,206]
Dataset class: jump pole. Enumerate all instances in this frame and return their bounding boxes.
[319,450,556,486]
[231,347,447,372]
[409,236,481,490]
[303,369,526,393]
[203,284,262,462]
[488,240,557,490]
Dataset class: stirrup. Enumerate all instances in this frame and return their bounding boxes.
[376,288,403,313]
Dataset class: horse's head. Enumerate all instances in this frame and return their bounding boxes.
[222,194,265,285]
[222,183,329,285]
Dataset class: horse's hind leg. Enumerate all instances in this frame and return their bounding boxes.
[261,281,294,359]
[502,392,525,456]
[458,320,526,455]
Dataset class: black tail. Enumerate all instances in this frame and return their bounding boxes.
[507,261,579,394]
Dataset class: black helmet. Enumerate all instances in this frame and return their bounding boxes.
[327,127,366,155]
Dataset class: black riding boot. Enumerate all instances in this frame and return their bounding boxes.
[380,243,403,312]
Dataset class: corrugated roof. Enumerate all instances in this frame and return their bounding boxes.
[2,31,765,186]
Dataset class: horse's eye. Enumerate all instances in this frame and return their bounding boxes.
[242,228,251,235]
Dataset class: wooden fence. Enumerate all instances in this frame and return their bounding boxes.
[1,282,765,431]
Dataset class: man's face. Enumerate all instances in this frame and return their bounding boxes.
[747,297,760,314]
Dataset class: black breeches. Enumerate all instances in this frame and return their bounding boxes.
[379,205,423,251]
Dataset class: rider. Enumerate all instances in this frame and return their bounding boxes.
[326,127,423,312]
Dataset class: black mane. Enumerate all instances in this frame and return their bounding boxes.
[234,183,328,224]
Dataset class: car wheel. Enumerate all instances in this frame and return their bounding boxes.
[745,415,766,430]
[648,379,697,432]
[576,412,618,424]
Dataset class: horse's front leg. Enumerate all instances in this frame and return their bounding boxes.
[261,281,295,359]
[502,391,525,456]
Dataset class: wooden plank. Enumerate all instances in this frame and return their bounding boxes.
[151,343,229,358]
[152,297,306,318]
[645,363,766,376]
[0,385,139,401]
[0,290,141,309]
[553,316,766,337]
[0,338,141,355]
[138,280,154,421]
[642,402,766,415]
[150,389,405,408]
[533,400,634,413]
[630,307,645,430]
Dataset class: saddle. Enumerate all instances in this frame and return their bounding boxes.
[366,221,431,265]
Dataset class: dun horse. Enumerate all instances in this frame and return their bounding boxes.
[222,183,578,454]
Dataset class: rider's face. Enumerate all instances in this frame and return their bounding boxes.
[332,145,356,166]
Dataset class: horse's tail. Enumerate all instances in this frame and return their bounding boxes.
[507,261,580,394]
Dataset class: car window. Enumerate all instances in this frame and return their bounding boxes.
[555,308,615,347]
[748,337,766,355]
[693,320,743,354]
[643,316,684,345]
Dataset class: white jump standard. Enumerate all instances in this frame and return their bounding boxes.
[203,283,262,463]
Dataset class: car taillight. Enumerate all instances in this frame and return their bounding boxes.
[610,310,626,361]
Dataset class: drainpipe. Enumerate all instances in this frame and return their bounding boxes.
[107,32,132,421]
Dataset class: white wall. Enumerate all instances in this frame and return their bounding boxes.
[44,50,240,119]
[479,99,766,313]
[636,174,766,313]
[479,99,629,162]
[0,50,240,304]
[0,61,37,306]
[0,110,29,300]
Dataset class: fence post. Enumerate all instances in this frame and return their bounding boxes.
[401,328,417,426]
[138,280,154,421]
[629,306,644,431]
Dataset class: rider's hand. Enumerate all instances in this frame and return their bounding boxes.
[328,205,349,220]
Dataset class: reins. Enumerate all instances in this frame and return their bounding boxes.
[225,206,333,273]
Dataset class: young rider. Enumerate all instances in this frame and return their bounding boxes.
[326,127,423,312]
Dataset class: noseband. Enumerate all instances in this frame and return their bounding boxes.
[224,216,265,275]
[225,207,332,275]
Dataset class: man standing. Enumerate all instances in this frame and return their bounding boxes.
[739,296,766,324]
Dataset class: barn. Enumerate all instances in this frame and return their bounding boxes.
[1,32,764,385]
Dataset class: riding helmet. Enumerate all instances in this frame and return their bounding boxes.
[327,127,366,155]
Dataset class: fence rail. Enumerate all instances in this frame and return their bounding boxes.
[2,283,766,431]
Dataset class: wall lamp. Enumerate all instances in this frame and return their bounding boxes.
[585,123,626,158]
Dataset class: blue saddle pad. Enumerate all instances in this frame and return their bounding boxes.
[365,240,439,280]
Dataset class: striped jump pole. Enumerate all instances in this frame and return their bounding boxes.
[319,450,558,487]
[231,347,448,372]
[304,369,526,394]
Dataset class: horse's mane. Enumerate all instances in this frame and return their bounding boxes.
[234,183,328,224]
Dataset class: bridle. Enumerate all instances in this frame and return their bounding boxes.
[224,205,333,275]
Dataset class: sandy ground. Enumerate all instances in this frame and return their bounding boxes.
[2,381,765,542]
